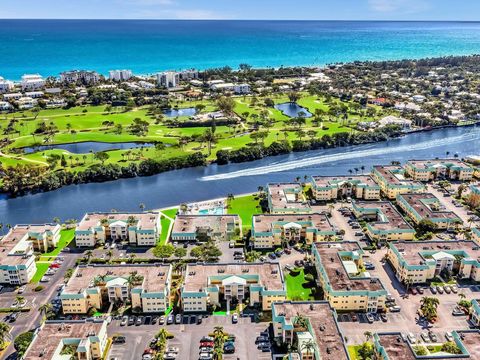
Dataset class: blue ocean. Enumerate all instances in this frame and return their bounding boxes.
[1,20,480,79]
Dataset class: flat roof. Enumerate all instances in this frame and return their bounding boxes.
[267,183,311,211]
[407,159,472,170]
[458,330,480,358]
[314,242,384,292]
[172,214,239,234]
[0,224,58,265]
[398,193,462,222]
[375,334,416,360]
[390,240,480,266]
[252,213,334,233]
[354,201,413,231]
[63,264,170,295]
[183,262,284,293]
[273,301,348,360]
[311,175,379,188]
[373,165,423,187]
[76,212,159,231]
[25,320,105,360]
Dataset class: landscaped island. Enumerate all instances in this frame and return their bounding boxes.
[1,56,479,196]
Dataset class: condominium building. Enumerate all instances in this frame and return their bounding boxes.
[109,69,133,81]
[0,76,14,93]
[312,242,387,313]
[310,175,380,201]
[405,159,474,181]
[373,330,480,360]
[386,240,480,284]
[21,74,45,91]
[60,264,171,314]
[267,183,311,214]
[3,92,22,101]
[181,262,286,313]
[179,69,199,80]
[16,96,38,109]
[156,71,180,88]
[75,212,161,247]
[352,201,415,241]
[471,299,480,327]
[372,165,425,199]
[251,213,336,249]
[171,215,241,242]
[0,101,12,111]
[272,301,348,360]
[60,70,100,84]
[23,319,108,360]
[396,193,463,229]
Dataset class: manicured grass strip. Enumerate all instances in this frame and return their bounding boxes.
[158,216,173,246]
[30,262,51,283]
[161,207,178,219]
[42,228,75,257]
[347,345,361,360]
[227,194,262,230]
[213,311,227,316]
[285,269,314,301]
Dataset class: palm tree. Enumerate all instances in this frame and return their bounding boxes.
[38,303,53,320]
[0,322,11,349]
[420,296,440,322]
[139,203,145,211]
[84,250,93,263]
[301,339,316,357]
[364,331,373,341]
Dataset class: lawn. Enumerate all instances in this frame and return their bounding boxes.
[42,228,75,257]
[226,194,262,230]
[30,262,51,283]
[285,269,314,301]
[347,345,362,360]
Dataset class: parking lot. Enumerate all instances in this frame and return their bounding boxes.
[108,314,272,360]
[339,247,475,345]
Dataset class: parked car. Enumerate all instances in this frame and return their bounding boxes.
[128,316,135,326]
[197,315,203,324]
[255,336,269,344]
[167,314,174,325]
[416,287,424,295]
[167,347,179,353]
[436,286,444,294]
[410,287,418,295]
[175,314,182,324]
[380,313,388,322]
[366,313,375,324]
[389,305,401,313]
[452,306,465,316]
[136,316,144,326]
[421,332,430,343]
[120,316,128,326]
[350,313,358,322]
[232,313,238,323]
[451,285,458,293]
[159,315,165,325]
[445,332,454,342]
[407,333,416,344]
[198,353,213,360]
[430,286,437,294]
[429,332,437,342]
[444,285,452,294]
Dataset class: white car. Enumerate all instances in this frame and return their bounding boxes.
[17,285,26,294]
[407,333,417,344]
[445,332,454,342]
[142,355,153,360]
[166,347,179,354]
[232,313,238,323]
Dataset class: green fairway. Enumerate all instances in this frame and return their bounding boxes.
[30,262,51,283]
[226,194,262,230]
[285,269,314,301]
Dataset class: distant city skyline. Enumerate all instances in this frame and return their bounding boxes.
[0,0,479,21]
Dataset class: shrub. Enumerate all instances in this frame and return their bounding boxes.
[34,285,44,292]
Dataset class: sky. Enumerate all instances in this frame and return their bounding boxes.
[0,0,479,20]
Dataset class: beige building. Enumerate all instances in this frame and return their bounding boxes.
[267,183,312,214]
[396,193,463,230]
[251,213,336,249]
[387,240,480,284]
[171,214,241,242]
[310,175,380,201]
[405,159,474,181]
[372,165,425,199]
[75,212,161,247]
[272,301,348,360]
[352,201,415,241]
[23,320,108,360]
[181,262,286,313]
[60,264,171,314]
[312,242,387,313]
[0,224,60,284]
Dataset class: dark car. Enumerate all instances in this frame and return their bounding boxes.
[255,336,269,344]
[380,313,388,322]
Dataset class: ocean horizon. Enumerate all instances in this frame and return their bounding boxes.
[1,19,480,79]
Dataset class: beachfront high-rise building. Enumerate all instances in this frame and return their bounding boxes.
[20,74,45,91]
[60,70,100,84]
[156,71,180,89]
[109,69,133,81]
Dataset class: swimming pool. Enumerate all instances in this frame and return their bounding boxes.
[198,207,225,215]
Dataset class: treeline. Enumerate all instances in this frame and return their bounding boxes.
[0,153,206,196]
[216,125,402,164]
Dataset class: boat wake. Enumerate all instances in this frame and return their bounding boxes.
[200,130,480,181]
